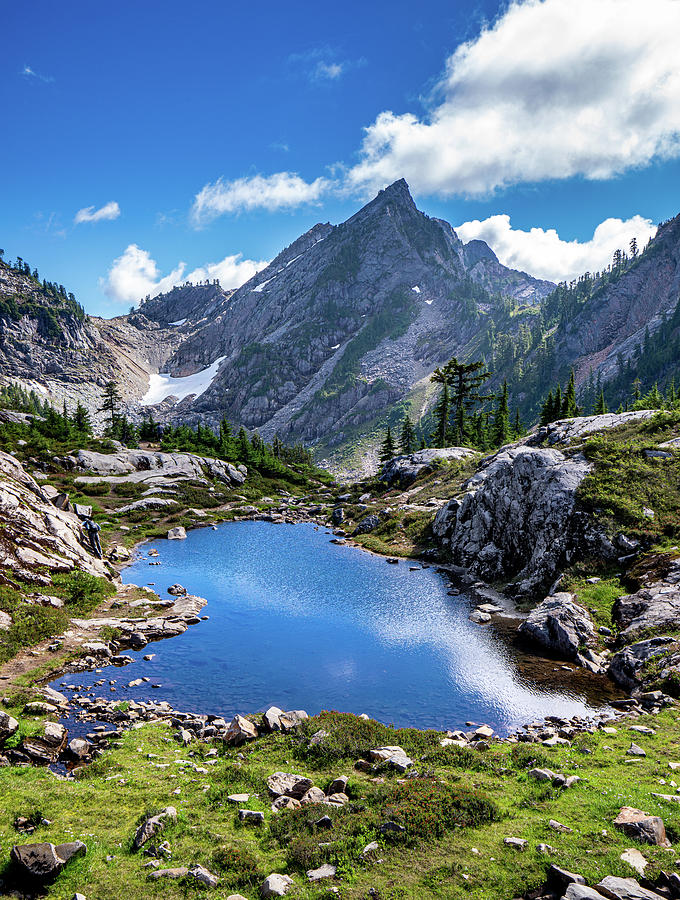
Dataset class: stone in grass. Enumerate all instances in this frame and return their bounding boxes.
[0,711,19,743]
[239,810,265,825]
[596,875,665,899]
[301,787,326,805]
[189,864,219,887]
[271,796,301,813]
[148,867,188,880]
[619,848,647,876]
[548,864,586,891]
[133,807,177,851]
[503,837,528,850]
[227,793,250,804]
[613,807,670,847]
[563,887,609,900]
[227,895,249,900]
[11,841,86,881]
[261,873,294,897]
[267,772,314,799]
[167,526,186,540]
[224,715,258,745]
[549,819,573,833]
[307,863,337,882]
[627,743,646,757]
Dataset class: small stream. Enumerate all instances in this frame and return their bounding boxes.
[52,521,619,735]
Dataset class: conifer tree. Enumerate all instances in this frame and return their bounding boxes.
[540,390,555,426]
[380,426,396,462]
[562,369,578,417]
[73,401,92,435]
[99,380,122,431]
[431,379,450,447]
[491,380,511,447]
[400,414,416,454]
[237,426,251,462]
[595,388,608,414]
[513,409,522,438]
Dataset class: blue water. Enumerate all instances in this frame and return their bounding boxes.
[60,522,615,733]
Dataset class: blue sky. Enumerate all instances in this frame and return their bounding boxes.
[2,0,679,316]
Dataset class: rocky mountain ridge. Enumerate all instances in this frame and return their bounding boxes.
[2,184,679,472]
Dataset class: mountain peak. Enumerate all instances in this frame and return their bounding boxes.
[378,178,415,205]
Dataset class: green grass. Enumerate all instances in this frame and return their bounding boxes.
[576,416,680,542]
[1,709,680,898]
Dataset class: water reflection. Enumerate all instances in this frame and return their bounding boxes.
[57,522,618,733]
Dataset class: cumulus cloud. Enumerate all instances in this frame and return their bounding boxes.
[185,253,268,288]
[74,201,121,224]
[191,172,331,225]
[456,214,657,282]
[346,0,680,196]
[102,244,268,305]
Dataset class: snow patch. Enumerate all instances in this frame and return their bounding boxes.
[330,343,340,350]
[285,254,302,268]
[141,356,226,405]
[425,299,434,305]
[411,285,421,294]
[252,277,274,293]
[169,318,187,326]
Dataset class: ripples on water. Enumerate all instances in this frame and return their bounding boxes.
[59,521,615,734]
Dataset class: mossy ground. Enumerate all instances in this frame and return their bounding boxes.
[1,709,680,898]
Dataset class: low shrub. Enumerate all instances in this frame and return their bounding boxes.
[379,778,497,842]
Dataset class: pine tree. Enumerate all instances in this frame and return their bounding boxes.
[540,390,555,426]
[595,388,607,414]
[632,377,642,402]
[400,414,416,454]
[513,409,522,438]
[99,380,122,431]
[237,426,251,462]
[562,369,578,417]
[380,426,396,462]
[73,401,92,435]
[431,379,450,447]
[491,381,511,447]
[219,418,234,458]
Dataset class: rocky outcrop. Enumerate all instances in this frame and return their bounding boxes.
[380,447,477,487]
[75,448,246,487]
[533,411,658,447]
[433,446,612,597]
[612,560,680,640]
[0,450,108,585]
[518,593,600,666]
[608,637,678,692]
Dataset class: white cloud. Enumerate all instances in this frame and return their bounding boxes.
[456,214,657,282]
[74,201,121,224]
[191,172,331,225]
[21,65,54,83]
[346,0,680,197]
[102,244,268,305]
[186,253,268,287]
[315,61,344,80]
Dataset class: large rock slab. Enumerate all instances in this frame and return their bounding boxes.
[0,450,108,582]
[380,447,476,487]
[519,593,597,659]
[535,411,657,447]
[433,446,611,597]
[76,448,245,486]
